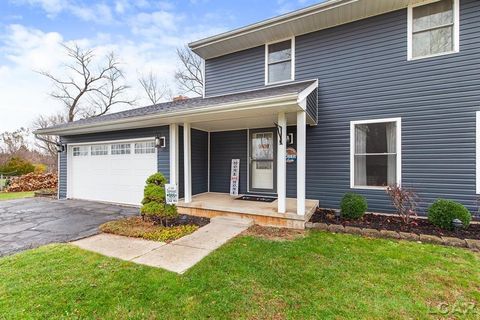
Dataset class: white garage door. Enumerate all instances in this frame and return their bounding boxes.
[68,139,158,205]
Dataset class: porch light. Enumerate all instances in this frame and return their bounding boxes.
[452,218,463,231]
[55,143,65,153]
[155,136,166,148]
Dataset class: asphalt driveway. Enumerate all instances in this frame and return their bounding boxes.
[0,198,138,257]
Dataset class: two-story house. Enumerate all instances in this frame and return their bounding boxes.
[36,0,479,228]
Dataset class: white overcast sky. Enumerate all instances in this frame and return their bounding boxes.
[0,0,320,132]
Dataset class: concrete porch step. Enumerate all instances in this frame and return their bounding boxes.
[210,216,254,227]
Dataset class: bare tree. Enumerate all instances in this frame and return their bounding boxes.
[175,46,204,96]
[32,113,67,158]
[139,71,172,105]
[38,43,134,122]
[0,128,29,155]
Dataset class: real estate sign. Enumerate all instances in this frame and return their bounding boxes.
[165,184,178,205]
[230,159,240,196]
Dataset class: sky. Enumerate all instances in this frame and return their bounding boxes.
[0,0,322,132]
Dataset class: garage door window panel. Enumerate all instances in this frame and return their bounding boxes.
[91,145,109,156]
[73,146,89,156]
[111,143,131,155]
[135,141,156,154]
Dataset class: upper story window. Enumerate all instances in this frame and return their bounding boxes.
[350,118,402,189]
[408,0,459,60]
[265,39,295,85]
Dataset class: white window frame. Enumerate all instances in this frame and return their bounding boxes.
[350,118,402,190]
[265,37,295,85]
[111,143,131,155]
[476,111,480,194]
[91,144,109,156]
[407,0,460,61]
[134,141,156,154]
[72,146,89,157]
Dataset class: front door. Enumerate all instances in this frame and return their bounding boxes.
[249,129,276,193]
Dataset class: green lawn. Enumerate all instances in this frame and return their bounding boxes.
[0,231,479,319]
[0,191,35,201]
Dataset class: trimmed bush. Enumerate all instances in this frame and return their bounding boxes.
[427,199,471,230]
[140,173,178,225]
[340,193,367,219]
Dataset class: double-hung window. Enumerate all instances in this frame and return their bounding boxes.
[408,0,459,60]
[351,118,401,189]
[265,39,294,84]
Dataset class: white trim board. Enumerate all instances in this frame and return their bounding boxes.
[407,0,460,61]
[350,117,402,190]
[476,111,480,194]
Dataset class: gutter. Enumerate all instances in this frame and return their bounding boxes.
[34,93,301,136]
[189,0,356,51]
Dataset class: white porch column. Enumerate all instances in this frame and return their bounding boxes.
[169,124,179,186]
[277,112,287,214]
[183,123,192,203]
[297,111,306,216]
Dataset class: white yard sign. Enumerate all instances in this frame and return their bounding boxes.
[230,159,240,196]
[165,184,178,205]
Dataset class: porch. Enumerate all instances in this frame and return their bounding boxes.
[177,193,319,229]
[165,80,319,229]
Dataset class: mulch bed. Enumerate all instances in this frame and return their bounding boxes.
[151,214,210,228]
[310,209,480,240]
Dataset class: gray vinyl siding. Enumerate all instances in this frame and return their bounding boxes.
[192,129,209,195]
[58,126,170,200]
[58,150,68,199]
[306,88,318,124]
[210,130,248,194]
[204,0,480,214]
[205,46,265,97]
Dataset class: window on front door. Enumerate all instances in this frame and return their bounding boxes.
[250,132,275,192]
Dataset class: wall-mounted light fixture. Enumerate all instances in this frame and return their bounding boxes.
[55,143,65,153]
[287,133,294,145]
[155,136,166,148]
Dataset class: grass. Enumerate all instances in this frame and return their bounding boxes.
[0,191,35,201]
[0,231,479,319]
[100,217,199,242]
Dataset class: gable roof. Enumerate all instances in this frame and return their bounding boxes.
[35,80,317,136]
[189,0,422,60]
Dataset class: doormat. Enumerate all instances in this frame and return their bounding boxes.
[236,195,277,203]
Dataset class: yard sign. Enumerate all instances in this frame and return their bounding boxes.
[230,159,240,196]
[165,184,178,205]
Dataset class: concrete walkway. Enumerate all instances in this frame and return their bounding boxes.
[72,216,253,274]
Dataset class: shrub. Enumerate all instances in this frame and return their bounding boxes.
[340,193,367,219]
[0,157,35,176]
[427,199,471,230]
[33,163,47,174]
[386,184,419,224]
[140,172,178,226]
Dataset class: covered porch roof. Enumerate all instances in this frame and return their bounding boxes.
[35,80,318,136]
